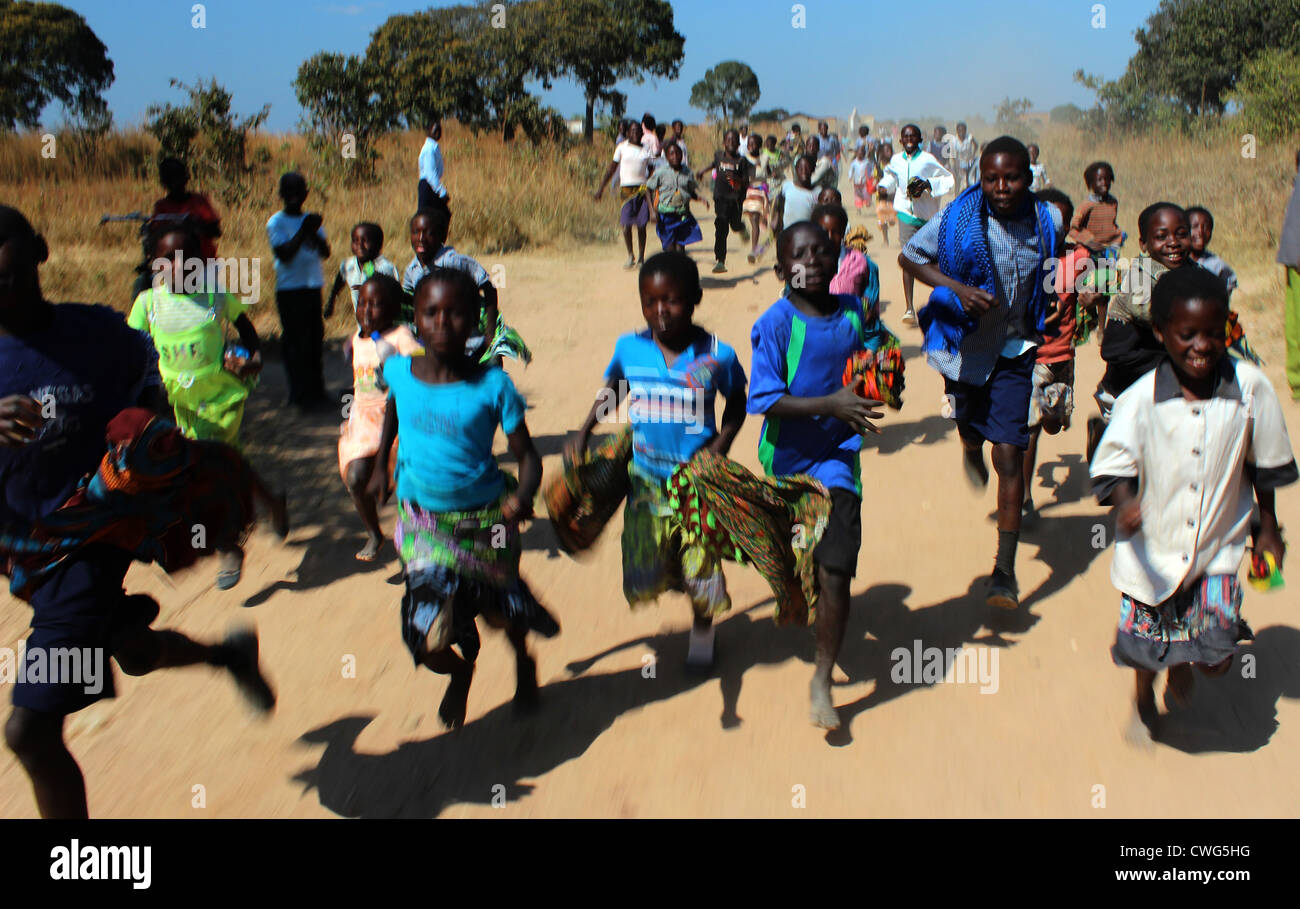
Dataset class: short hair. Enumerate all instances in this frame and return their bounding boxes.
[817,186,843,205]
[412,267,480,316]
[353,221,384,247]
[0,205,44,260]
[1137,202,1185,241]
[791,123,802,131]
[1026,143,1040,154]
[777,220,829,260]
[859,125,869,135]
[1035,187,1074,225]
[723,128,739,142]
[671,119,684,130]
[642,113,657,130]
[359,273,405,318]
[1150,263,1229,327]
[1083,161,1114,185]
[811,202,848,232]
[639,252,702,305]
[901,123,921,137]
[980,135,1031,175]
[158,156,188,185]
[278,171,306,197]
[1185,205,1214,232]
[957,121,967,130]
[818,120,828,129]
[411,206,451,239]
[426,112,441,128]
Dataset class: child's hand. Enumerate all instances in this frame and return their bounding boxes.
[1115,499,1142,535]
[826,381,884,434]
[955,284,996,316]
[0,395,43,447]
[501,494,533,523]
[906,177,929,199]
[563,432,590,464]
[1254,523,1286,570]
[240,350,263,379]
[303,212,323,233]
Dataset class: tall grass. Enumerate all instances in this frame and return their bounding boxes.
[1,120,1295,351]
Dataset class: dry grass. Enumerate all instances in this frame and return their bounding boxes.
[1,121,1295,353]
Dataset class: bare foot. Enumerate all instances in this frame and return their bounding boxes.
[439,669,472,730]
[1165,664,1194,708]
[1124,699,1159,750]
[355,536,383,562]
[810,678,841,730]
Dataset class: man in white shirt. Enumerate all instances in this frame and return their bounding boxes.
[878,123,955,323]
[417,116,449,211]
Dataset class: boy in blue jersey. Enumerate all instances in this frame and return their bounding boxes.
[748,221,885,729]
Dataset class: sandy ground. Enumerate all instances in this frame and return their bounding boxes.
[4,190,1300,819]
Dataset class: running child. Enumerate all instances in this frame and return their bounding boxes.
[339,274,424,561]
[1021,188,1097,518]
[646,141,708,252]
[1069,161,1123,333]
[696,129,752,274]
[1091,266,1297,746]
[849,144,874,212]
[670,119,689,167]
[879,124,955,325]
[770,155,820,238]
[595,121,653,268]
[403,206,529,367]
[369,268,558,729]
[325,221,401,320]
[899,136,1062,609]
[1028,144,1049,194]
[0,206,279,818]
[566,253,828,671]
[742,134,771,263]
[267,171,331,410]
[875,141,896,246]
[750,222,887,729]
[1186,206,1238,297]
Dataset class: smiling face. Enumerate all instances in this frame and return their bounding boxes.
[980,151,1031,216]
[664,142,683,169]
[804,136,819,158]
[351,226,380,262]
[746,135,761,157]
[1188,211,1212,255]
[776,223,837,296]
[413,279,475,357]
[794,156,815,187]
[639,270,694,346]
[1153,297,1226,383]
[900,126,921,154]
[355,281,392,337]
[1141,208,1191,269]
[723,130,740,156]
[1089,166,1112,197]
[627,122,642,145]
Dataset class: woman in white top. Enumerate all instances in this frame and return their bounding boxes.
[595,122,655,268]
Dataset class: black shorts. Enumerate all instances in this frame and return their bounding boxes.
[813,488,863,577]
[13,545,157,715]
[943,348,1035,449]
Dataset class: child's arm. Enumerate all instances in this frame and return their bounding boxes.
[707,387,747,455]
[763,383,883,434]
[324,270,346,319]
[1253,484,1284,568]
[503,422,541,522]
[367,398,398,506]
[565,378,624,461]
[770,192,786,237]
[1069,202,1099,249]
[271,213,323,262]
[594,159,619,200]
[898,254,995,314]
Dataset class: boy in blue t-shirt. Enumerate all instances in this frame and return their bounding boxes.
[749,221,886,730]
[266,171,331,410]
[0,206,275,817]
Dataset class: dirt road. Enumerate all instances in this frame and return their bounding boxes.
[4,203,1300,818]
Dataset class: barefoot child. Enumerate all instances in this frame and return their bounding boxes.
[749,223,887,728]
[0,206,279,818]
[339,274,423,561]
[402,206,530,367]
[646,141,708,252]
[566,253,829,670]
[849,144,874,212]
[595,121,653,269]
[742,134,770,263]
[875,141,895,247]
[1027,143,1049,194]
[899,136,1062,609]
[325,222,400,321]
[1091,266,1297,745]
[370,268,558,729]
[696,129,752,274]
[1069,161,1123,333]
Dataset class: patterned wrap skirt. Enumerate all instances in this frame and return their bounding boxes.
[1111,574,1251,671]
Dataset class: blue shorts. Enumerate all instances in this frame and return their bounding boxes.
[13,545,157,715]
[943,349,1035,449]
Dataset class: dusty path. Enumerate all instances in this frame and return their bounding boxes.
[4,197,1300,818]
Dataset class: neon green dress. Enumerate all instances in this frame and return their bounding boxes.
[127,288,253,446]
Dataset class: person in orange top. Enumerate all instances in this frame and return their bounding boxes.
[151,157,221,260]
[1068,161,1123,336]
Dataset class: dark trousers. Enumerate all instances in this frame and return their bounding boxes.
[713,196,744,263]
[275,287,325,404]
[417,180,450,212]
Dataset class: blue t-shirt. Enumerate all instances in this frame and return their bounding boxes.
[266,210,328,290]
[0,303,158,528]
[604,329,746,480]
[385,356,525,511]
[748,294,868,494]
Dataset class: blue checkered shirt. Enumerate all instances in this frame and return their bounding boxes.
[903,203,1063,384]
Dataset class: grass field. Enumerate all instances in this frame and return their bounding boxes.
[1,120,1295,351]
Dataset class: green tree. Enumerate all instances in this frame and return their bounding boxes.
[1049,103,1083,125]
[145,79,270,202]
[528,0,684,141]
[294,52,393,182]
[689,61,760,124]
[750,107,790,124]
[0,0,113,131]
[1230,49,1300,141]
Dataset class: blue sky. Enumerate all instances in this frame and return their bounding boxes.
[64,0,1160,132]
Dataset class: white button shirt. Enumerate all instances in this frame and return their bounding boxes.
[1091,358,1298,605]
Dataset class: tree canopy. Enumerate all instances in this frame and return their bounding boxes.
[689,61,760,124]
[0,0,114,131]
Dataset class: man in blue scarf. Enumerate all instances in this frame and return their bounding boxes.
[899,136,1063,609]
